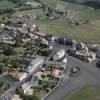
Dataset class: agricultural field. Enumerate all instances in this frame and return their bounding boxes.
[36,19,100,44]
[0,0,100,44]
[14,9,44,16]
[64,85,100,100]
[39,0,100,44]
[40,0,100,20]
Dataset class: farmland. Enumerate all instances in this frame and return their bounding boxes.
[37,19,100,44]
[0,0,100,44]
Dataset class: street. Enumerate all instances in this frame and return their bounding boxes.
[44,55,100,100]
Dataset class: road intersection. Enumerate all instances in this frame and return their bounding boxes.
[44,55,100,100]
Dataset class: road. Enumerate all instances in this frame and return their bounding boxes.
[44,55,100,100]
[0,43,100,100]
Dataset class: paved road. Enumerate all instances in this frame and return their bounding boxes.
[44,55,100,100]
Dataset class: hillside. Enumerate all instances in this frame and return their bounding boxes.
[0,1,16,9]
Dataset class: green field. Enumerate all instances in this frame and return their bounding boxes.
[14,9,44,16]
[64,85,100,100]
[0,1,16,9]
[13,8,100,44]
[1,0,100,44]
[40,0,100,20]
[39,0,100,44]
[37,19,100,43]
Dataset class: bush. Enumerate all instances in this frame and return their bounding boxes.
[21,95,39,100]
[3,45,16,56]
[70,67,81,77]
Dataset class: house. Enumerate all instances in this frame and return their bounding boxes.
[19,82,31,94]
[76,42,86,50]
[13,94,22,100]
[73,50,96,62]
[29,24,37,32]
[9,71,28,82]
[22,56,44,73]
[40,38,49,45]
[52,69,61,78]
[45,34,55,43]
[96,49,100,58]
[87,44,100,52]
[1,93,14,100]
[45,61,66,69]
[0,34,15,45]
[19,75,38,94]
[0,23,5,27]
[0,34,13,41]
[57,37,75,46]
[45,50,67,69]
[32,32,46,38]
[26,2,41,8]
[21,38,31,44]
[34,72,43,80]
[53,49,67,63]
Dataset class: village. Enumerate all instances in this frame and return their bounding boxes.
[0,12,100,100]
[0,0,100,100]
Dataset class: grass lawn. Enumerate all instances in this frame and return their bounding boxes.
[36,19,100,44]
[64,85,100,100]
[15,7,100,44]
[0,1,16,9]
[1,0,100,44]
[40,0,100,20]
[38,0,100,44]
[34,88,47,99]
[14,9,44,16]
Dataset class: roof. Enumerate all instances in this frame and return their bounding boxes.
[34,72,42,79]
[21,59,30,67]
[9,71,27,79]
[22,56,44,73]
[52,69,60,77]
[29,56,44,67]
[53,49,66,61]
[21,82,31,90]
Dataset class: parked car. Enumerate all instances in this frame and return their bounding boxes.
[57,37,75,46]
[96,49,100,58]
[96,61,100,68]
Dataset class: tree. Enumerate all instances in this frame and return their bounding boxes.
[22,95,39,100]
[3,45,16,56]
[0,66,4,74]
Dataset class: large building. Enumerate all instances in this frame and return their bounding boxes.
[21,56,44,73]
[18,75,38,94]
[53,49,67,63]
[45,49,67,69]
[9,71,28,82]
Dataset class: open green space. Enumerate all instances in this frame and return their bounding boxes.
[0,1,16,9]
[13,8,100,43]
[14,0,99,44]
[40,0,100,20]
[64,85,100,100]
[0,0,100,44]
[37,19,100,44]
[14,9,44,16]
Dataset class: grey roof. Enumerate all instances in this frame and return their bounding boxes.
[30,56,44,66]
